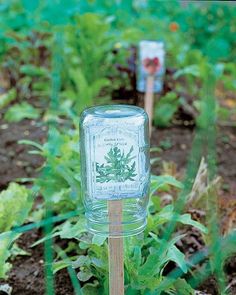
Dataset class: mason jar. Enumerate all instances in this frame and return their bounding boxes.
[80,105,150,237]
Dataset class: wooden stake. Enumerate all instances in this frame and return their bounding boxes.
[144,75,154,137]
[108,200,124,295]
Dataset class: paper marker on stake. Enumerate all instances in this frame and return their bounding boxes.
[80,105,150,295]
[137,40,165,136]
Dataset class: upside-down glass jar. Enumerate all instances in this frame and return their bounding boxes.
[80,105,150,237]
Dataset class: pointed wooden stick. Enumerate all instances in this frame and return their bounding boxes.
[108,200,124,295]
[144,75,155,137]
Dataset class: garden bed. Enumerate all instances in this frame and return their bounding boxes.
[0,114,236,294]
[0,1,236,294]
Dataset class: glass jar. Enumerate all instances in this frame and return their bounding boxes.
[80,105,150,237]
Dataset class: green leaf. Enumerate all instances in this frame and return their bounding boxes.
[0,89,17,110]
[0,183,32,278]
[20,64,48,77]
[173,65,200,79]
[154,92,180,127]
[138,247,161,276]
[92,235,107,246]
[150,175,183,196]
[4,102,40,122]
[176,213,208,234]
[18,140,44,151]
[132,246,142,268]
[0,236,14,278]
[125,286,140,295]
[163,245,188,273]
[72,255,91,269]
[77,268,93,282]
[52,260,71,274]
[152,204,207,233]
[11,243,30,257]
[172,278,194,295]
[0,182,32,232]
[58,218,87,239]
[90,78,110,98]
[81,281,100,295]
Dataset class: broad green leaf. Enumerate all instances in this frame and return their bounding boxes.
[0,89,16,110]
[152,205,208,233]
[72,255,91,269]
[90,257,104,268]
[92,235,107,246]
[90,78,110,98]
[173,65,200,79]
[138,247,160,276]
[162,245,187,273]
[52,260,71,274]
[154,92,180,127]
[150,175,183,196]
[0,236,13,278]
[59,218,87,239]
[81,281,100,295]
[0,183,32,232]
[4,103,40,122]
[154,278,194,295]
[32,218,86,247]
[20,64,48,77]
[0,183,32,278]
[176,213,208,234]
[173,278,194,295]
[77,268,93,282]
[11,243,30,257]
[125,286,140,295]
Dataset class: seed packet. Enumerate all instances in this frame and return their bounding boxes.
[137,40,165,93]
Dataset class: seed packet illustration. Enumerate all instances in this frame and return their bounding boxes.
[137,40,165,93]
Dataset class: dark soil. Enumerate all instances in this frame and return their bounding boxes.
[0,105,236,294]
[0,111,46,190]
[0,230,74,295]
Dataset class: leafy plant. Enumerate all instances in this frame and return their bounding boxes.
[0,88,16,110]
[20,126,82,213]
[1,1,235,293]
[96,146,137,183]
[0,29,51,101]
[0,182,32,278]
[60,13,116,113]
[4,102,40,122]
[44,184,206,295]
[154,92,180,127]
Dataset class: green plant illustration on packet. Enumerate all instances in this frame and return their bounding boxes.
[96,146,137,183]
